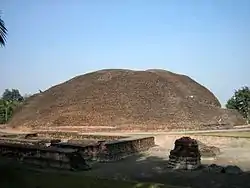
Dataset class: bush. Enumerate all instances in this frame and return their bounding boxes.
[226,86,250,123]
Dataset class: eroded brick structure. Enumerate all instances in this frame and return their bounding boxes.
[168,137,201,170]
[0,133,155,170]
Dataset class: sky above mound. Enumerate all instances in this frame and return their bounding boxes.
[1,0,250,106]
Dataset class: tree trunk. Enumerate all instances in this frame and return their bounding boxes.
[5,107,8,123]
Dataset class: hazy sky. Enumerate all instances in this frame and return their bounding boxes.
[1,0,249,105]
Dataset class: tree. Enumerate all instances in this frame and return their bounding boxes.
[0,99,16,123]
[226,86,250,123]
[0,89,24,124]
[2,89,24,102]
[0,14,7,47]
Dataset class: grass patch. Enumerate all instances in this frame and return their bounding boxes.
[0,162,185,188]
[188,131,250,138]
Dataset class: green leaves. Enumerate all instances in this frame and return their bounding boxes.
[0,89,24,124]
[226,86,250,123]
[2,89,24,102]
[0,99,15,124]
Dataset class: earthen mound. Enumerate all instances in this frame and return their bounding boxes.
[9,69,245,130]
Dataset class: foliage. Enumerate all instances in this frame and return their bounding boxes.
[2,89,24,101]
[0,89,24,124]
[0,99,20,124]
[226,86,250,123]
[0,14,7,47]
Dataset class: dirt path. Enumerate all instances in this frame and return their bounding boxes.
[1,124,250,135]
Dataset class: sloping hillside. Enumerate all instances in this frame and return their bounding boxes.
[9,69,245,130]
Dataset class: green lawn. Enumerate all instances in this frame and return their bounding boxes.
[188,131,250,138]
[0,162,186,188]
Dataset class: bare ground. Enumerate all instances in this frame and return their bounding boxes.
[80,134,250,188]
[1,127,250,170]
[1,127,250,187]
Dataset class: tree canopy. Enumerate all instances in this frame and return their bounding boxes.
[2,89,24,102]
[0,89,24,124]
[226,86,250,123]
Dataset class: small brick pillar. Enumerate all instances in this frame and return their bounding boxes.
[167,137,201,170]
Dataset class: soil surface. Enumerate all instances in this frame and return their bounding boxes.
[80,134,250,188]
[1,128,250,188]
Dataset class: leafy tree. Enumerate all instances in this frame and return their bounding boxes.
[0,89,24,124]
[0,99,14,123]
[0,14,7,47]
[2,89,24,102]
[226,86,250,123]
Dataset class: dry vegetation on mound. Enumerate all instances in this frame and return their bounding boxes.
[9,69,245,130]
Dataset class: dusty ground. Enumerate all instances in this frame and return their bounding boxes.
[1,127,250,187]
[80,134,250,188]
[153,134,250,170]
[1,127,250,170]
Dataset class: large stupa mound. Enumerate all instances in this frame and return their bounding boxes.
[9,69,245,130]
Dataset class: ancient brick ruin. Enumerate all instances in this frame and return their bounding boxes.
[0,132,155,171]
[168,137,201,170]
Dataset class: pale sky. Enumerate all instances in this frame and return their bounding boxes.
[1,0,250,105]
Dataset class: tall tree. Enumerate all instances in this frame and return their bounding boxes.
[226,86,250,123]
[0,14,7,47]
[0,99,18,123]
[2,89,24,102]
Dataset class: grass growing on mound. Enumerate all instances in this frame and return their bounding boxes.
[0,162,184,188]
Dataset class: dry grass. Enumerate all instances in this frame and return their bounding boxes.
[189,130,250,138]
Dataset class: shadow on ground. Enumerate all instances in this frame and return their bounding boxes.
[87,152,250,188]
[1,152,250,188]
